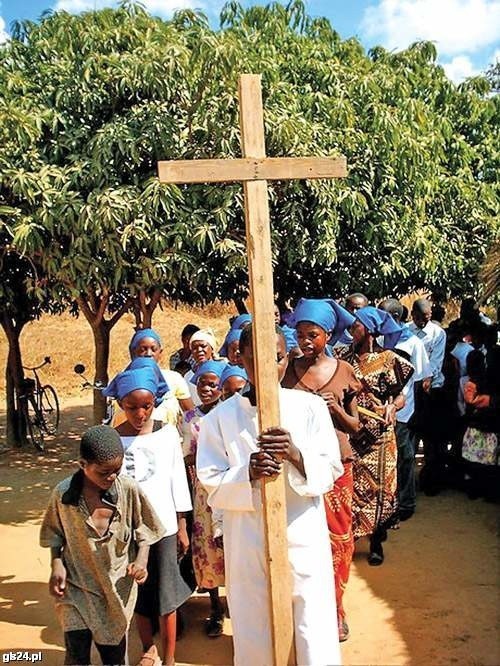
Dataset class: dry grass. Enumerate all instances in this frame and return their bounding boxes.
[0,301,235,399]
[0,294,489,402]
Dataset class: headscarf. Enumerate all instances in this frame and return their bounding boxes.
[218,364,248,389]
[219,327,243,357]
[397,324,414,344]
[128,328,162,359]
[230,313,252,330]
[336,330,353,346]
[190,360,228,386]
[289,298,355,345]
[189,328,217,351]
[280,324,299,352]
[354,306,403,349]
[103,358,168,406]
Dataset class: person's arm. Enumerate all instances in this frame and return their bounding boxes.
[416,342,432,393]
[49,546,66,598]
[127,544,149,584]
[197,412,256,512]
[464,380,491,409]
[171,371,196,413]
[320,393,361,434]
[181,413,195,461]
[171,431,193,513]
[256,427,306,478]
[176,513,189,557]
[40,488,67,598]
[383,393,405,425]
[429,328,446,384]
[179,397,195,412]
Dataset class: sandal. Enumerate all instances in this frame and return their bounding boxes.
[338,617,350,642]
[205,612,224,638]
[137,645,162,666]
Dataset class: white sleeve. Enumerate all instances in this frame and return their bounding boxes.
[171,435,192,512]
[413,340,432,381]
[429,328,446,381]
[287,396,344,497]
[197,412,255,512]
[181,415,193,458]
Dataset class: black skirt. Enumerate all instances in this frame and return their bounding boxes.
[135,534,192,618]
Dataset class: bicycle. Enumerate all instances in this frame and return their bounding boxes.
[18,356,60,451]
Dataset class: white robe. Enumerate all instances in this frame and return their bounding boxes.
[197,388,344,666]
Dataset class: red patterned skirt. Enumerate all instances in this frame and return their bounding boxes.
[324,462,354,620]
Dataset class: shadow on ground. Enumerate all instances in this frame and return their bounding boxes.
[350,484,499,666]
[0,404,92,525]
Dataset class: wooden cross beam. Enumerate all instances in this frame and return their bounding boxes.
[158,73,347,666]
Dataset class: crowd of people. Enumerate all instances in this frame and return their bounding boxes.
[40,294,499,666]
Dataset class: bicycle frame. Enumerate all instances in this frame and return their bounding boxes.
[21,357,51,411]
[18,357,60,450]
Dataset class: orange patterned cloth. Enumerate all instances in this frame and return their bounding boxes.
[324,462,354,620]
[337,349,414,538]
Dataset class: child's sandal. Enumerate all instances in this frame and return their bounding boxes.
[137,645,162,666]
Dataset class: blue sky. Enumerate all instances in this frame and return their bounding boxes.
[1,0,499,82]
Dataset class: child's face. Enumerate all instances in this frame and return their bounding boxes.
[349,320,367,346]
[296,322,329,358]
[133,337,162,362]
[196,372,221,405]
[81,455,123,491]
[191,341,213,365]
[240,335,288,385]
[222,376,247,400]
[119,389,155,432]
[227,340,241,365]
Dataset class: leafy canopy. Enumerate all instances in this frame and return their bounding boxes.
[1,0,498,308]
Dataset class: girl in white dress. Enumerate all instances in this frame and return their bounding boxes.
[104,360,192,666]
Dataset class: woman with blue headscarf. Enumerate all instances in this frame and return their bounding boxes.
[112,328,195,428]
[337,306,414,567]
[282,298,361,642]
[182,359,227,638]
[104,363,192,666]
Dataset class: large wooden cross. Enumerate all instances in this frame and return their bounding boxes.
[158,74,346,665]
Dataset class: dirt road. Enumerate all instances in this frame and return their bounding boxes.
[0,399,498,665]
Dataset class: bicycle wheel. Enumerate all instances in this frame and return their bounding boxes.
[40,385,60,434]
[24,398,45,451]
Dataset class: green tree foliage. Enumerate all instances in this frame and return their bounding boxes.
[0,1,498,426]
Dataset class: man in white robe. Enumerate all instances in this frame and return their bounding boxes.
[197,326,343,666]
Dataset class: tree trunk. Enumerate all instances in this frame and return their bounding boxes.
[77,289,132,425]
[233,298,248,314]
[132,289,162,330]
[1,315,27,447]
[92,323,111,424]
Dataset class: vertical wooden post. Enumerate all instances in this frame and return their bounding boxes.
[158,72,347,665]
[239,73,295,666]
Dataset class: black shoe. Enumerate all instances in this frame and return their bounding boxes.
[399,508,415,522]
[205,612,224,638]
[368,539,384,566]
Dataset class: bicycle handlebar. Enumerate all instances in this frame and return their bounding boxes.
[23,357,51,371]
